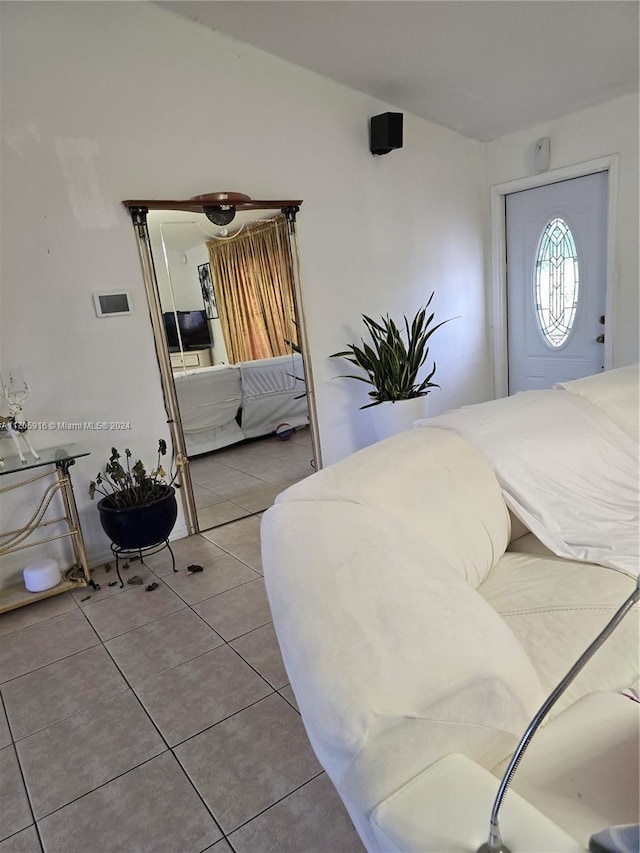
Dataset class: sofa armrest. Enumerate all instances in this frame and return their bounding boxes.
[509,692,640,847]
[371,753,584,853]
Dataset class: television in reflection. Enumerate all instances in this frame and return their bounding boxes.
[163,310,211,352]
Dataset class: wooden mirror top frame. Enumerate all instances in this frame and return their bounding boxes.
[123,191,322,537]
[122,191,303,214]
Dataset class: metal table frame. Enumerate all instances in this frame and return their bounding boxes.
[0,446,96,613]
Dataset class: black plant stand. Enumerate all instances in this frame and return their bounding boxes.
[109,539,177,588]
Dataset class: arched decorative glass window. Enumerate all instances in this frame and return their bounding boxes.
[534,217,579,348]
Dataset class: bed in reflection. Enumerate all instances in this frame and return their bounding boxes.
[174,353,308,457]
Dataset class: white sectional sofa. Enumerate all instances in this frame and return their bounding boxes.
[261,366,639,852]
[174,354,308,456]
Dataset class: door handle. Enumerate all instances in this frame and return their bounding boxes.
[596,334,605,344]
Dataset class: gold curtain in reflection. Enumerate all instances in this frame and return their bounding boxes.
[207,215,299,363]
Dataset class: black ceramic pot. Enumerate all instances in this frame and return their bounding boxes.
[97,486,178,550]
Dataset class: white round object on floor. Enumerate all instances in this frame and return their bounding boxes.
[23,559,61,592]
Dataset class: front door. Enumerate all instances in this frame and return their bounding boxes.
[506,172,608,393]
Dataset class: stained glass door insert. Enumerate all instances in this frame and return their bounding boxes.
[534,217,579,348]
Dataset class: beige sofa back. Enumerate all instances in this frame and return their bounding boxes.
[262,428,545,840]
[274,428,510,588]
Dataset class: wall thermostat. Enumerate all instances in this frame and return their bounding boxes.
[93,291,133,318]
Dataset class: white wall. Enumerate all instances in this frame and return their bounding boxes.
[485,95,640,370]
[0,1,486,579]
[185,244,229,364]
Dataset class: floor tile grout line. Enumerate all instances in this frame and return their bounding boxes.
[76,598,190,644]
[190,428,312,532]
[169,688,278,751]
[12,583,271,695]
[111,589,286,746]
[157,573,263,614]
[5,622,184,829]
[200,503,269,524]
[17,686,168,828]
[276,687,300,714]
[193,434,312,462]
[31,749,171,826]
[0,688,15,747]
[160,553,272,656]
[0,637,104,690]
[1,688,46,852]
[174,604,282,696]
[1,515,313,850]
[121,636,228,691]
[120,637,291,839]
[196,511,253,529]
[107,645,297,848]
[226,769,326,838]
[1,548,268,682]
[198,839,238,853]
[0,590,81,639]
[161,544,262,575]
[194,440,305,473]
[70,579,179,616]
[3,579,283,836]
[200,510,263,531]
[0,825,41,850]
[184,582,272,638]
[195,507,262,533]
[171,693,318,843]
[98,593,285,789]
[91,637,227,839]
[8,683,132,746]
[194,540,263,574]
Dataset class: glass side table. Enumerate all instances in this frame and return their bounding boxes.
[0,444,97,613]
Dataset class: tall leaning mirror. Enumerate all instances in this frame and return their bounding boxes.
[123,192,321,535]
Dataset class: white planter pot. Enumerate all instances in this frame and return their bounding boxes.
[371,397,428,441]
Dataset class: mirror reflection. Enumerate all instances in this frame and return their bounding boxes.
[147,209,314,531]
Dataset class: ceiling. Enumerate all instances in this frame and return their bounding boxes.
[157,1,639,142]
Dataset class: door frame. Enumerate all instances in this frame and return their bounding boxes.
[489,154,618,397]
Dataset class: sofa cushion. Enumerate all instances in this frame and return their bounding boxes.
[508,692,640,847]
[507,531,554,557]
[262,500,544,819]
[478,551,639,717]
[371,753,583,853]
[508,510,530,543]
[275,427,510,588]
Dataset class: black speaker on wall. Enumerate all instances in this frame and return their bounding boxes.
[369,112,403,155]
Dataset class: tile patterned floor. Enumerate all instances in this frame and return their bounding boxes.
[0,512,364,852]
[189,427,315,531]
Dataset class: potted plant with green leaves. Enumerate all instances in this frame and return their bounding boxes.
[330,293,453,439]
[89,440,179,550]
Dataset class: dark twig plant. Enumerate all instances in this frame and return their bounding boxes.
[89,440,178,509]
[330,293,454,409]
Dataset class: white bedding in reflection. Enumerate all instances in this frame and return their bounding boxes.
[174,364,242,432]
[174,353,308,456]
